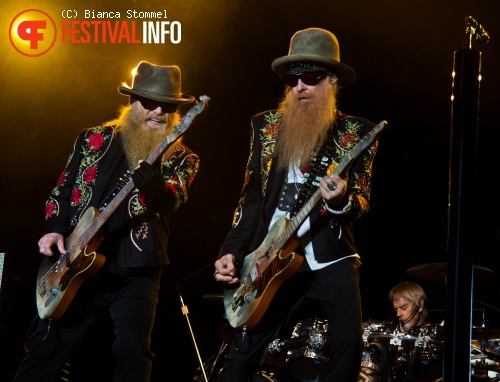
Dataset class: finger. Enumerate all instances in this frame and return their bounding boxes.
[58,243,66,254]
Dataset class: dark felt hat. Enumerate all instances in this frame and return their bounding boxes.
[118,61,195,104]
[271,28,356,87]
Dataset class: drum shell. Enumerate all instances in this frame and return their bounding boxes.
[283,318,331,382]
[407,324,444,382]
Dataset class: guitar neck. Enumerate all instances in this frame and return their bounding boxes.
[145,125,183,165]
[146,99,208,165]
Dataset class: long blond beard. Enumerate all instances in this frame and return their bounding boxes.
[108,104,180,170]
[274,78,338,171]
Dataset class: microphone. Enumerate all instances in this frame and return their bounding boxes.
[401,305,420,326]
[467,16,490,44]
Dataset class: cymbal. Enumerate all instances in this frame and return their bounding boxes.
[472,327,500,340]
[406,262,496,283]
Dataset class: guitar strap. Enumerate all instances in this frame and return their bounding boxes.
[289,123,336,220]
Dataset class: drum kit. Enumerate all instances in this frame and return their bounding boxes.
[195,262,499,381]
[360,319,446,382]
[358,262,500,382]
[359,321,500,382]
[262,317,331,382]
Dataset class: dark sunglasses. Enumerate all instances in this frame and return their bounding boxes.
[133,97,178,113]
[282,71,327,87]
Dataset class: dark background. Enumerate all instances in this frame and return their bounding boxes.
[1,0,499,380]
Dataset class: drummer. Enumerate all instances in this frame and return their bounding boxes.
[388,280,427,333]
[358,281,431,382]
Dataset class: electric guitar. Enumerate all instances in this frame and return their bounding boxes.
[223,120,387,329]
[36,96,210,320]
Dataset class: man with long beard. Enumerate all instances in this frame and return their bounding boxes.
[214,28,380,381]
[13,61,201,381]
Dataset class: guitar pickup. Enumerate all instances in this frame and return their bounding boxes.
[248,263,262,284]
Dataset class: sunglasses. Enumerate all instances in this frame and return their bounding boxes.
[134,97,178,113]
[282,71,327,87]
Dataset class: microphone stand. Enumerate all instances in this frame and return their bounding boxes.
[176,285,208,382]
[169,262,214,382]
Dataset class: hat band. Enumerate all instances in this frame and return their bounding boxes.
[132,88,182,98]
[287,62,330,75]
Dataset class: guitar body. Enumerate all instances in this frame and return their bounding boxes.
[36,207,106,320]
[223,217,304,329]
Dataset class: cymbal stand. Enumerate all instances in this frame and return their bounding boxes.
[176,287,208,382]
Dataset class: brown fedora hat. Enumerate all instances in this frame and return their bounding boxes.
[271,28,356,87]
[118,61,195,104]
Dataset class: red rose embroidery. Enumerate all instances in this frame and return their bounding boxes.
[339,132,357,148]
[84,167,97,183]
[57,171,66,186]
[71,188,82,205]
[45,203,55,217]
[87,133,104,150]
[356,174,370,193]
[265,123,279,139]
[166,182,177,194]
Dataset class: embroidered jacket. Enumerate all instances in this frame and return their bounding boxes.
[219,110,378,265]
[44,125,199,267]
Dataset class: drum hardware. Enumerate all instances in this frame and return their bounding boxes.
[168,263,220,382]
[471,340,500,379]
[255,369,281,382]
[266,318,330,382]
[360,320,446,382]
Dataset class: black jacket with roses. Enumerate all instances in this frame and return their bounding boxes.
[219,110,378,267]
[44,125,199,267]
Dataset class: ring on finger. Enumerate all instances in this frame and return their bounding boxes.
[327,182,337,191]
[214,271,219,281]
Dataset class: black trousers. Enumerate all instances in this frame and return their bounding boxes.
[220,258,363,382]
[12,266,162,382]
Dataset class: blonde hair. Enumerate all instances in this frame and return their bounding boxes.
[389,281,428,321]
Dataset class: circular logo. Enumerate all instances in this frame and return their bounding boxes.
[9,9,57,57]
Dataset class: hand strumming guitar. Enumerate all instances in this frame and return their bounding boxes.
[38,232,65,257]
[214,254,239,285]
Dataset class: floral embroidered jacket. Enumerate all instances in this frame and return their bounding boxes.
[44,125,199,267]
[219,110,378,265]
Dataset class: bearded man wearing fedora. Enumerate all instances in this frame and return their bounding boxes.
[13,61,200,382]
[214,28,380,381]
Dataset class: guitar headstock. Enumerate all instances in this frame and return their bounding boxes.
[175,95,210,135]
[349,120,387,156]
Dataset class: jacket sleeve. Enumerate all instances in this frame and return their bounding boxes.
[43,130,88,237]
[138,142,200,215]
